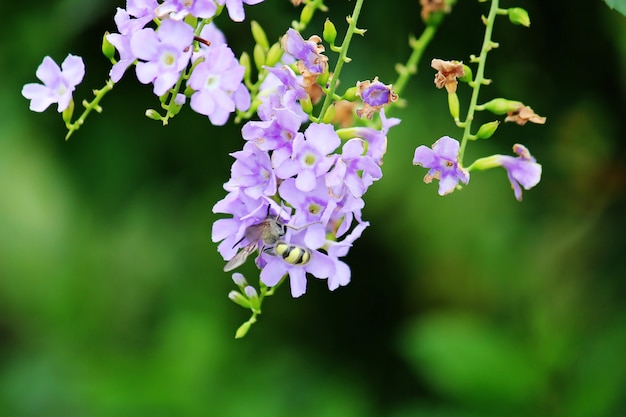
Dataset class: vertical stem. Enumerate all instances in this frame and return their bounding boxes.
[458,0,499,163]
[393,24,439,98]
[316,0,365,122]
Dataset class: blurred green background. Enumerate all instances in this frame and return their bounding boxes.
[2,1,626,416]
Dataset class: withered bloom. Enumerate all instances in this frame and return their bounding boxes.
[290,0,305,6]
[355,77,398,119]
[332,100,358,128]
[431,58,464,93]
[420,0,450,22]
[505,105,546,125]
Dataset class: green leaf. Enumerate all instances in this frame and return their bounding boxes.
[602,0,626,17]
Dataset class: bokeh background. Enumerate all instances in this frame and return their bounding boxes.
[2,1,626,416]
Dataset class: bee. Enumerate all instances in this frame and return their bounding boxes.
[223,212,285,272]
[272,241,312,266]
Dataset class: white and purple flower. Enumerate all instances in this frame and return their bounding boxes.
[22,54,85,112]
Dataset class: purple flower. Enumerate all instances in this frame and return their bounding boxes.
[278,177,337,248]
[351,108,400,165]
[241,107,302,152]
[326,138,382,199]
[496,144,542,201]
[106,32,135,83]
[413,136,469,195]
[259,228,335,298]
[280,28,328,75]
[224,142,277,199]
[130,19,194,96]
[355,77,398,119]
[275,123,340,192]
[257,65,308,121]
[22,54,85,112]
[114,0,158,35]
[215,0,264,22]
[325,221,369,291]
[156,0,217,20]
[188,43,250,125]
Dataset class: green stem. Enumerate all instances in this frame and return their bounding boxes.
[458,0,499,163]
[315,0,364,122]
[392,24,439,99]
[65,79,114,140]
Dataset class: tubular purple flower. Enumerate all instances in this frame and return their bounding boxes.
[412,136,469,195]
[224,142,277,199]
[496,144,542,201]
[22,54,85,112]
[130,19,194,96]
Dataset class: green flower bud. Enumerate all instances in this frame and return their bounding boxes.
[322,104,337,124]
[244,286,260,312]
[145,109,163,121]
[448,92,460,120]
[300,95,313,114]
[467,155,501,172]
[102,32,116,61]
[323,19,337,45]
[235,321,252,339]
[458,64,473,83]
[300,3,315,26]
[239,52,252,81]
[475,121,500,139]
[62,99,74,124]
[508,7,530,27]
[228,290,251,309]
[343,86,358,101]
[480,98,523,115]
[265,43,284,68]
[250,21,269,50]
[253,43,266,71]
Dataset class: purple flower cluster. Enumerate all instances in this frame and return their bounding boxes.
[104,0,257,124]
[212,64,399,297]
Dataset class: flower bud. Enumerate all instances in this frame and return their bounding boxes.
[300,95,313,114]
[265,43,284,68]
[250,21,270,50]
[448,92,460,120]
[480,98,523,115]
[508,7,530,27]
[231,272,247,288]
[475,121,500,139]
[228,290,251,309]
[343,86,358,101]
[458,64,473,83]
[102,32,116,61]
[62,99,74,124]
[300,3,315,26]
[323,19,337,45]
[322,103,337,124]
[235,320,252,339]
[145,109,163,121]
[253,43,266,71]
[244,286,260,312]
[239,52,252,81]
